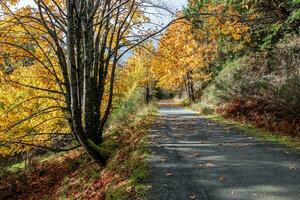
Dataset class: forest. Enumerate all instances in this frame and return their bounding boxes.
[0,0,299,199]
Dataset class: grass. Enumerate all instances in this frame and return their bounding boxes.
[192,110,300,151]
[56,103,157,200]
[5,161,26,173]
[4,152,60,174]
[104,104,156,200]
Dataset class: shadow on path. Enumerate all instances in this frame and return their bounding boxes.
[148,105,300,200]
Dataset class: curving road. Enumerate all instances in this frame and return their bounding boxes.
[148,103,300,200]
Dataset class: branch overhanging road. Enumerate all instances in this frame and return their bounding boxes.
[148,101,300,200]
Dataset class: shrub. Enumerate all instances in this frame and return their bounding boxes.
[108,88,144,129]
[200,35,300,136]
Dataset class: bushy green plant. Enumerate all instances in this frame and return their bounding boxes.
[108,88,144,129]
[200,35,300,135]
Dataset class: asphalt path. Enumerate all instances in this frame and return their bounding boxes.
[148,104,300,200]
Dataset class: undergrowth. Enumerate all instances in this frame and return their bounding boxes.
[57,103,157,200]
[0,88,157,200]
[195,35,300,137]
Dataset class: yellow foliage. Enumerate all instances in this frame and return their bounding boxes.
[0,11,67,156]
[116,43,156,98]
[152,3,251,92]
[152,17,216,91]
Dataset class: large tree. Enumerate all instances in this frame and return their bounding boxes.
[0,0,176,165]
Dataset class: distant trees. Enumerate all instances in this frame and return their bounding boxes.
[122,44,156,104]
[151,17,214,102]
[151,6,250,102]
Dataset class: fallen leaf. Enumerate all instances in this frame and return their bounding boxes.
[232,144,244,148]
[205,163,215,168]
[197,164,203,168]
[219,176,225,181]
[188,195,197,199]
[289,166,296,170]
[197,162,215,168]
[189,152,201,158]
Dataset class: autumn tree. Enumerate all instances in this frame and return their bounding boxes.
[152,3,251,101]
[0,0,176,165]
[122,43,156,104]
[152,16,216,102]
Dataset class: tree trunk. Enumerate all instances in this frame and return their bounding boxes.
[189,80,196,103]
[186,72,195,103]
[66,0,107,165]
[30,0,173,166]
[74,129,108,165]
[146,84,151,104]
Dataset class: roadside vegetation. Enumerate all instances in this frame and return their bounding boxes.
[153,0,300,141]
[1,90,156,199]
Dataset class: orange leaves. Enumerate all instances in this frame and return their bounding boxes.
[191,2,251,50]
[151,2,251,92]
[151,17,215,91]
[0,0,19,11]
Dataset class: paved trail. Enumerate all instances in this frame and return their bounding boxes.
[148,103,300,200]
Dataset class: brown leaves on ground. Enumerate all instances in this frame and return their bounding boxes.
[72,117,153,200]
[1,115,152,200]
[0,113,153,200]
[64,169,114,200]
[217,98,300,137]
[0,150,84,200]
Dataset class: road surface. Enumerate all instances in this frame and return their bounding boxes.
[148,103,300,200]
